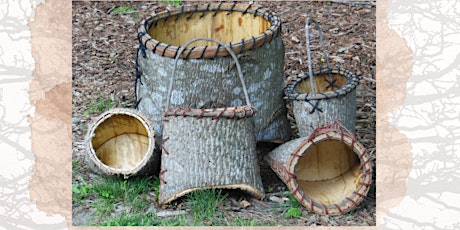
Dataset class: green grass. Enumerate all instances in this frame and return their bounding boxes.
[100,212,155,226]
[284,194,302,219]
[186,189,228,226]
[72,177,94,205]
[111,6,136,15]
[91,177,155,217]
[83,94,114,116]
[161,0,182,6]
[72,174,277,226]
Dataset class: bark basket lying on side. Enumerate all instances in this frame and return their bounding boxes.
[135,2,291,149]
[85,108,159,178]
[158,38,264,205]
[265,120,373,215]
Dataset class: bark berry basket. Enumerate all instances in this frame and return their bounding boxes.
[135,2,291,148]
[265,120,373,215]
[158,38,264,205]
[284,18,360,137]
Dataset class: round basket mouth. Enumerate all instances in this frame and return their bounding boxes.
[285,68,360,101]
[286,130,372,215]
[137,3,281,59]
[88,109,154,173]
[164,106,257,119]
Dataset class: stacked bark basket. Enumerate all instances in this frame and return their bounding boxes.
[84,3,372,216]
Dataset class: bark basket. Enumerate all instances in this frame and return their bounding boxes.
[158,38,264,205]
[285,18,359,137]
[85,108,159,178]
[265,120,372,215]
[135,3,291,148]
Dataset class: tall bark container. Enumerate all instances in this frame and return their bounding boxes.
[285,18,360,137]
[265,120,373,215]
[135,3,291,148]
[85,108,159,178]
[285,67,360,137]
[158,39,264,205]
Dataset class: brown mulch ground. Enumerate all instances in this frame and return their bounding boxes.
[72,1,376,226]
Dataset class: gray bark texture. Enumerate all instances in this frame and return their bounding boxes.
[159,115,264,205]
[293,90,356,138]
[136,36,291,151]
[264,136,308,181]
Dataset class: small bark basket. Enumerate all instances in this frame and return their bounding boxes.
[265,120,372,215]
[285,18,359,137]
[159,38,264,205]
[136,2,291,145]
[85,108,158,178]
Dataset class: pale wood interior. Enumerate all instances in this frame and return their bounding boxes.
[295,140,360,205]
[295,74,348,94]
[92,114,149,169]
[298,164,360,205]
[149,11,270,47]
[96,133,149,169]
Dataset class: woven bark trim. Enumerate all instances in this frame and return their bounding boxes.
[137,3,281,59]
[164,106,257,119]
[282,122,373,215]
[284,67,360,101]
[85,108,156,178]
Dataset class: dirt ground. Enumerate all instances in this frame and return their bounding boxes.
[72,1,376,226]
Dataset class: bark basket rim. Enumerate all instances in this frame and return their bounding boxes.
[284,67,360,101]
[137,2,282,59]
[85,108,156,177]
[267,120,373,215]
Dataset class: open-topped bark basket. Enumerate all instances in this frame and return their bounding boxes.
[158,38,264,205]
[135,2,291,146]
[265,120,373,215]
[85,108,159,178]
[284,18,360,137]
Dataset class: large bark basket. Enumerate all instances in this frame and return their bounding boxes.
[285,18,359,137]
[135,3,291,146]
[158,38,264,205]
[85,108,159,178]
[265,120,373,215]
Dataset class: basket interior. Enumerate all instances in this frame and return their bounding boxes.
[295,139,360,205]
[91,114,149,170]
[148,11,270,47]
[294,73,348,94]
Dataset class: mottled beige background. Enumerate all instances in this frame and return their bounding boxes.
[28,0,410,229]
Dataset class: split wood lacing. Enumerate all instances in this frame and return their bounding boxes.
[165,37,256,118]
[137,3,281,59]
[283,120,373,215]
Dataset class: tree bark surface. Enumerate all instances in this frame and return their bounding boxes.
[137,36,291,148]
[159,116,264,204]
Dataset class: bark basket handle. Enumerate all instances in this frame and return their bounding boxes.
[166,37,251,109]
[305,17,333,96]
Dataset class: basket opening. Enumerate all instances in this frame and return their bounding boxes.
[91,114,149,170]
[294,73,348,94]
[148,11,270,47]
[295,139,360,205]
